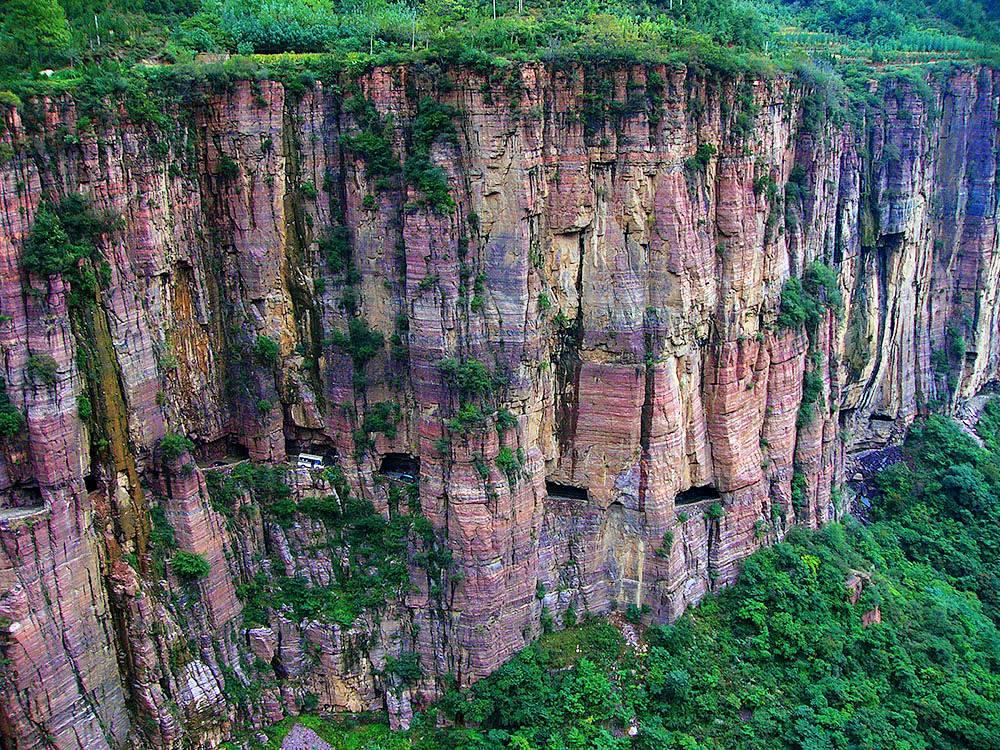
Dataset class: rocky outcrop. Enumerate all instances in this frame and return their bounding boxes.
[0,62,996,748]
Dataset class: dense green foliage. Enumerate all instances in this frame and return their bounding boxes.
[171,550,212,580]
[0,377,25,438]
[253,334,281,365]
[439,356,511,440]
[354,400,403,454]
[265,407,1000,749]
[217,463,446,628]
[331,317,384,370]
[25,354,59,386]
[404,97,458,210]
[0,0,72,69]
[789,0,999,46]
[684,142,717,173]
[159,432,195,460]
[777,261,843,333]
[22,205,77,278]
[204,460,292,517]
[21,194,118,313]
[1,0,998,103]
[340,93,401,189]
[495,445,525,486]
[873,413,1000,623]
[77,393,92,421]
[438,356,498,397]
[974,397,1000,454]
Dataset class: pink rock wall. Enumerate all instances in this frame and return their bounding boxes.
[0,63,996,747]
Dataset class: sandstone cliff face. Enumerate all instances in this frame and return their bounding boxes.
[0,62,996,748]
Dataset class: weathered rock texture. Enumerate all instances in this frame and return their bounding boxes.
[0,62,997,748]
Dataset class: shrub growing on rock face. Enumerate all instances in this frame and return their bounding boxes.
[26,354,59,386]
[77,394,92,421]
[300,692,319,713]
[160,432,194,460]
[22,194,118,309]
[495,445,524,486]
[318,225,351,272]
[777,277,810,329]
[684,142,717,173]
[947,324,966,360]
[495,408,517,433]
[438,357,497,397]
[797,369,825,426]
[625,602,650,623]
[785,164,809,202]
[655,531,674,558]
[149,505,176,552]
[446,402,487,433]
[362,401,401,439]
[791,470,808,511]
[23,205,75,277]
[331,317,384,370]
[385,651,423,685]
[253,334,280,365]
[340,95,401,189]
[777,261,843,332]
[0,378,24,438]
[802,261,842,310]
[404,97,458,211]
[171,551,210,581]
[931,347,950,374]
[218,154,240,179]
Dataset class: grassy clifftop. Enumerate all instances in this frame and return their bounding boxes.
[1,0,998,103]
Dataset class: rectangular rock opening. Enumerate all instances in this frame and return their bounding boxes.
[84,472,98,492]
[196,437,250,468]
[1,483,44,514]
[379,453,419,482]
[545,480,589,501]
[675,485,721,505]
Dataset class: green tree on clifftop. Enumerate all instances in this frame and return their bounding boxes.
[0,0,72,67]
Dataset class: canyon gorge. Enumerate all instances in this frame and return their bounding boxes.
[0,60,997,749]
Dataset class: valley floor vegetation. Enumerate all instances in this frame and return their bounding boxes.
[241,405,1000,749]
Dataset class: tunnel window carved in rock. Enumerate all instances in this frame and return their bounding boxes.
[196,437,250,468]
[0,483,44,517]
[545,480,589,501]
[379,453,419,482]
[675,484,721,506]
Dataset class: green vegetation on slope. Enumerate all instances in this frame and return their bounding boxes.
[252,406,1000,749]
[202,462,450,628]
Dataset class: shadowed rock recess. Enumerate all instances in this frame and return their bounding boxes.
[0,63,997,748]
